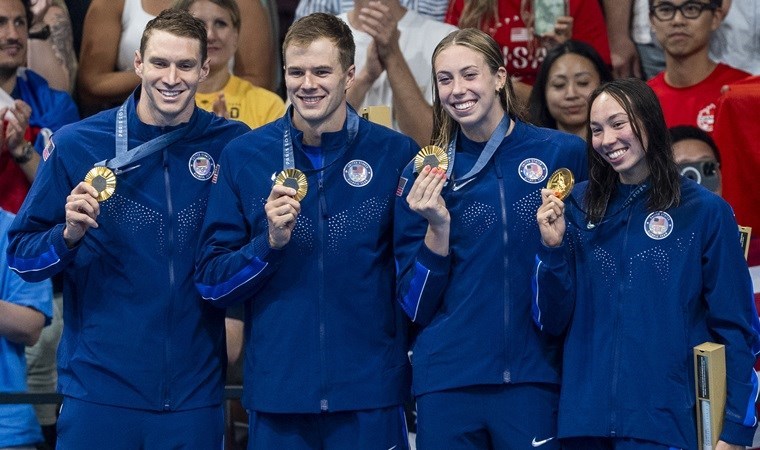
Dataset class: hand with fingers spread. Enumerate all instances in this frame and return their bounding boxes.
[536,188,565,247]
[407,166,450,256]
[63,182,101,248]
[265,184,302,249]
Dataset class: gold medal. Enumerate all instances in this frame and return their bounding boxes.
[84,166,116,202]
[414,145,449,174]
[274,168,308,201]
[546,168,574,200]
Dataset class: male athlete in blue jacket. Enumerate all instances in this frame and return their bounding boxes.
[195,13,416,450]
[7,10,249,448]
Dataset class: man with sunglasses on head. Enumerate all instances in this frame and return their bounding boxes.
[647,0,750,134]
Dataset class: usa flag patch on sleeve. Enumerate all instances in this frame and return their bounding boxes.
[396,177,408,196]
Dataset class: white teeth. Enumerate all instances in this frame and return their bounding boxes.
[159,90,180,98]
[607,148,626,159]
[454,101,475,110]
[302,97,321,104]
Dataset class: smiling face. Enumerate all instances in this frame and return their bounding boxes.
[545,53,601,136]
[433,44,507,142]
[134,29,209,127]
[284,37,354,135]
[0,0,27,74]
[188,0,238,73]
[590,92,649,184]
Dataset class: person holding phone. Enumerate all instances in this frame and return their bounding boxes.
[444,0,610,106]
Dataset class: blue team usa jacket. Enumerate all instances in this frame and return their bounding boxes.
[532,179,760,448]
[7,93,250,411]
[195,109,417,413]
[394,119,588,396]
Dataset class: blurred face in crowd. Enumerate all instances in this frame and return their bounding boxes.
[590,92,649,185]
[545,53,601,137]
[673,137,721,195]
[189,0,238,73]
[434,44,507,142]
[284,37,354,135]
[650,0,721,59]
[135,29,209,126]
[0,0,28,75]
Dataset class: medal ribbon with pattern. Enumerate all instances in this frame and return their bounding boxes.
[444,114,511,186]
[277,105,360,201]
[85,98,192,201]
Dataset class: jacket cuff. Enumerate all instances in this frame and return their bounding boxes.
[719,417,757,447]
[51,223,78,260]
[417,242,451,275]
[536,242,566,270]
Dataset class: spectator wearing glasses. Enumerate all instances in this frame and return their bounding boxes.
[647,0,750,134]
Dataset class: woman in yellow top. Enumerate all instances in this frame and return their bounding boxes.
[175,0,285,129]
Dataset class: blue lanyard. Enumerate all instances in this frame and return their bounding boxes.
[94,99,191,173]
[282,105,360,170]
[445,114,511,182]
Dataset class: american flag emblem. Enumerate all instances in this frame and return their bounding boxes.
[42,140,54,161]
[644,211,673,240]
[396,177,408,196]
[211,164,220,184]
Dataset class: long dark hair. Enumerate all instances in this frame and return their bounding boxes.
[528,40,613,129]
[584,78,680,224]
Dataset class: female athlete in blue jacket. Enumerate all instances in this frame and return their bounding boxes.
[535,78,760,450]
[394,28,587,450]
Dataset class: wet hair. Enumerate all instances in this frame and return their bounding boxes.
[140,9,208,62]
[584,78,681,224]
[528,40,613,129]
[430,28,525,148]
[172,0,241,31]
[283,13,354,72]
[669,125,721,164]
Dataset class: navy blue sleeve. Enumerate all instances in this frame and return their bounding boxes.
[7,134,80,282]
[194,145,284,308]
[703,199,760,445]
[393,161,452,327]
[532,239,576,336]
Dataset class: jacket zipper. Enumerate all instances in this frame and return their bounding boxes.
[318,173,329,412]
[495,163,511,383]
[162,147,175,410]
[609,204,634,434]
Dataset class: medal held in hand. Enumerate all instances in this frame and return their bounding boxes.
[84,166,117,202]
[414,145,449,174]
[274,168,308,202]
[547,168,574,200]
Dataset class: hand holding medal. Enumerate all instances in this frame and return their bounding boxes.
[537,168,573,248]
[546,168,574,200]
[266,172,304,249]
[63,181,102,248]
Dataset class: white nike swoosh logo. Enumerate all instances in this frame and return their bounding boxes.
[531,436,555,447]
[452,178,476,191]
